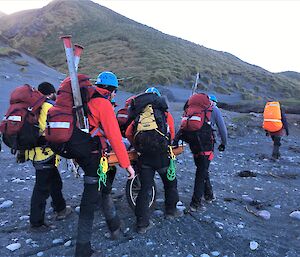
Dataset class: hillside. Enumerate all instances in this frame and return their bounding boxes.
[0,36,64,117]
[0,0,300,112]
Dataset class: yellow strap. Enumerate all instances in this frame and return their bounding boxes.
[168,145,176,160]
[100,156,108,173]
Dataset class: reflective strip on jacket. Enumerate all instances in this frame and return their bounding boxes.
[26,101,59,166]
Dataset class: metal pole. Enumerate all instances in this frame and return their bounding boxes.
[60,35,86,130]
[191,72,200,95]
[74,44,84,71]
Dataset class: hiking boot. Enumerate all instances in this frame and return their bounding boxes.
[30,222,56,233]
[136,220,154,234]
[185,202,206,213]
[165,209,184,219]
[110,227,121,240]
[55,206,72,220]
[272,145,280,159]
[75,242,102,257]
[204,195,216,203]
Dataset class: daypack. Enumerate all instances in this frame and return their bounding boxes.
[45,74,100,159]
[0,84,46,153]
[262,101,283,132]
[116,107,129,137]
[129,93,169,155]
[180,93,214,153]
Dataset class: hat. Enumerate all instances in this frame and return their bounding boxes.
[38,82,56,96]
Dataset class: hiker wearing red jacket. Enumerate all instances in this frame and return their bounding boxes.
[74,72,135,257]
[125,88,181,234]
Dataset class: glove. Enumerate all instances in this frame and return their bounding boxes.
[218,144,225,152]
[16,150,26,163]
[172,139,179,148]
[265,132,270,136]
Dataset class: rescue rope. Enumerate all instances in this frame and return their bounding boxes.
[97,156,108,190]
[167,146,176,181]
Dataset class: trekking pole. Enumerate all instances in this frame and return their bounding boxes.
[191,72,200,96]
[60,35,87,131]
[74,44,84,72]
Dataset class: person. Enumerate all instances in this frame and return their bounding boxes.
[74,72,135,256]
[263,101,289,159]
[173,93,227,212]
[27,82,72,232]
[126,87,182,234]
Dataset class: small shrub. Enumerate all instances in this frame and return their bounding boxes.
[0,47,21,57]
[20,67,27,72]
[13,59,29,66]
[214,85,230,94]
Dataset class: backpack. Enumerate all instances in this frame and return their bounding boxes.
[45,74,100,159]
[0,84,46,154]
[116,107,129,137]
[129,93,169,155]
[180,93,214,153]
[262,101,283,132]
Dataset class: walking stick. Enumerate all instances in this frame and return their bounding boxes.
[191,72,200,95]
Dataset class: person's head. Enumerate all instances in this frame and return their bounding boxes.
[209,94,218,105]
[145,87,161,97]
[38,82,56,100]
[95,71,118,97]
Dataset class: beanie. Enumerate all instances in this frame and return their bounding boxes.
[38,82,56,96]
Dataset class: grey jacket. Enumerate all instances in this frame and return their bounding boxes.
[210,105,227,145]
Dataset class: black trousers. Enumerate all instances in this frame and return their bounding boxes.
[75,153,121,240]
[191,154,211,206]
[271,135,281,146]
[99,166,121,232]
[30,157,66,226]
[75,153,100,244]
[135,164,179,227]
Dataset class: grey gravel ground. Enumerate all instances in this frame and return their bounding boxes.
[0,53,299,257]
[0,101,299,257]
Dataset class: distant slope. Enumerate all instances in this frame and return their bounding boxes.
[0,37,64,117]
[0,0,299,111]
[278,71,300,82]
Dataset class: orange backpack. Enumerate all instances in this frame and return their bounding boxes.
[262,102,283,132]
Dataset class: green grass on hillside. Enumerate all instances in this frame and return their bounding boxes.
[0,0,300,107]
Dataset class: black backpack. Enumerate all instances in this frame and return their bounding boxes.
[129,93,169,155]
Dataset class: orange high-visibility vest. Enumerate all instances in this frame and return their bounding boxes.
[262,102,283,132]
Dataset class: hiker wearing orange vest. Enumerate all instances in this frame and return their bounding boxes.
[263,101,289,159]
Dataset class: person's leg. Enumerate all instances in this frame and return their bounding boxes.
[75,153,100,257]
[100,166,121,238]
[157,167,180,216]
[135,164,155,232]
[48,158,66,213]
[190,155,210,209]
[272,135,281,159]
[30,164,52,227]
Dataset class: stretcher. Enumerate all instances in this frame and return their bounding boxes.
[107,144,185,166]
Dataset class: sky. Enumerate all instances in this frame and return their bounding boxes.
[0,0,299,73]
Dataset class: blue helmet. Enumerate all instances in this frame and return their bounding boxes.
[95,71,118,88]
[209,94,218,103]
[145,87,161,97]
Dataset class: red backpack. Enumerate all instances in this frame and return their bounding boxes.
[45,74,95,144]
[0,84,46,153]
[180,93,214,153]
[180,93,212,131]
